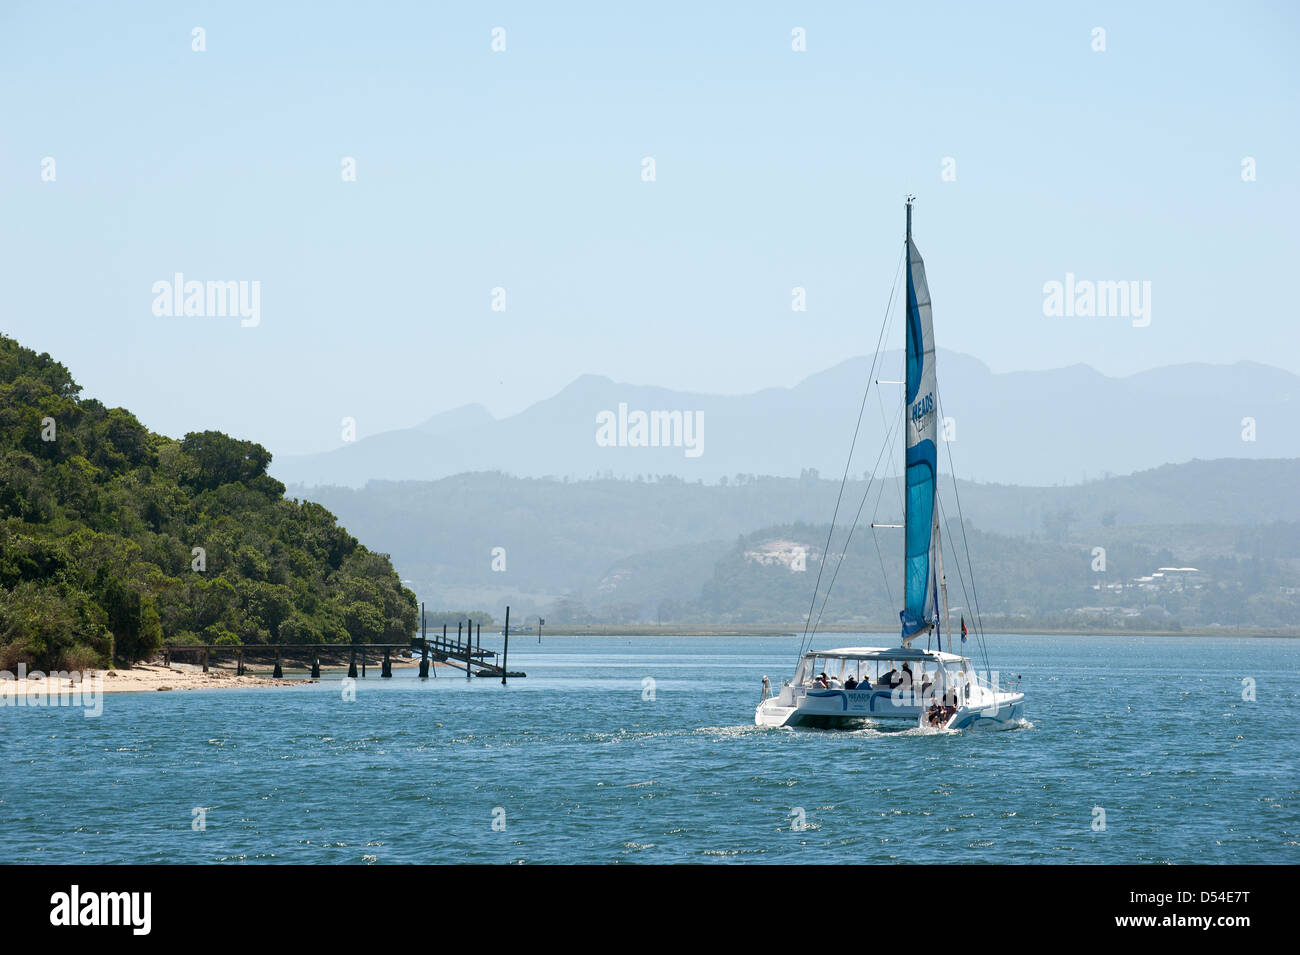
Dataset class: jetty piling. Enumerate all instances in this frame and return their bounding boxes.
[418,603,429,678]
[501,606,510,686]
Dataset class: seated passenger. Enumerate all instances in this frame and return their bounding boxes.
[814,672,829,689]
[878,667,898,687]
[844,675,858,690]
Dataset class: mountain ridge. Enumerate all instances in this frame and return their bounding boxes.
[272,351,1299,488]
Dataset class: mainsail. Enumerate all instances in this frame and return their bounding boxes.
[901,199,938,640]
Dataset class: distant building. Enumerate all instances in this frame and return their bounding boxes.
[743,539,816,572]
[1130,566,1204,593]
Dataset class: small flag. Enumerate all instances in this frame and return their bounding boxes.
[960,616,968,644]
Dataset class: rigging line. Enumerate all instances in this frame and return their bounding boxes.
[868,276,909,511]
[808,409,903,641]
[871,286,907,522]
[936,388,992,674]
[863,262,904,630]
[936,492,976,657]
[798,249,902,660]
[868,456,896,609]
[870,524,894,611]
[939,475,990,673]
[797,244,906,662]
[874,364,907,525]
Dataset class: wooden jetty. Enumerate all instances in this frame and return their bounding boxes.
[161,604,525,681]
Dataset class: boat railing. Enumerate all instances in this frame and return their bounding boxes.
[967,669,1021,697]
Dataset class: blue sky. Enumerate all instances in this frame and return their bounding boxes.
[2,1,1297,456]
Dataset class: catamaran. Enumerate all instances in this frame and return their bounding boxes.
[755,199,1025,731]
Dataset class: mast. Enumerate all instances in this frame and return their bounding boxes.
[900,196,939,648]
[902,198,911,645]
[903,197,910,640]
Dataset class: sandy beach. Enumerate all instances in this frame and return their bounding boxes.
[1,654,454,697]
[5,662,315,695]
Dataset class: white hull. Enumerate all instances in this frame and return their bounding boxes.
[756,686,1025,730]
[754,646,1025,731]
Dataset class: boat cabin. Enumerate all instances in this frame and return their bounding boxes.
[794,646,971,696]
[756,645,977,727]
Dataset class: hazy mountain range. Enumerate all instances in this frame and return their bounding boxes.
[272,351,1299,488]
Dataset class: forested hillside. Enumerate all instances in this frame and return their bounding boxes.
[674,521,1300,631]
[297,466,1300,630]
[0,335,416,670]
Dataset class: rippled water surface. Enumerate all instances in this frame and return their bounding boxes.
[2,634,1296,863]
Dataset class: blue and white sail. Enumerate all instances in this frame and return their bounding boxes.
[901,200,939,641]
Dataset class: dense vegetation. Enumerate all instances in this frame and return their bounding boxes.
[677,520,1300,630]
[0,335,416,670]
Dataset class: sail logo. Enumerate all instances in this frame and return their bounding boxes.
[910,393,935,428]
[1042,273,1151,327]
[151,273,261,327]
[595,403,703,458]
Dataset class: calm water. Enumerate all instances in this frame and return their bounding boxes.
[2,634,1297,864]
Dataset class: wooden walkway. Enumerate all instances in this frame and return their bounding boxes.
[162,607,526,682]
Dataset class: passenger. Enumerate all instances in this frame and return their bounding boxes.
[844,675,858,690]
[901,662,914,688]
[926,701,943,727]
[814,672,829,689]
[827,673,843,689]
[879,666,899,687]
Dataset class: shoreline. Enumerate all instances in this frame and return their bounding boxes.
[2,657,441,696]
[9,624,1294,699]
[541,625,1300,638]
